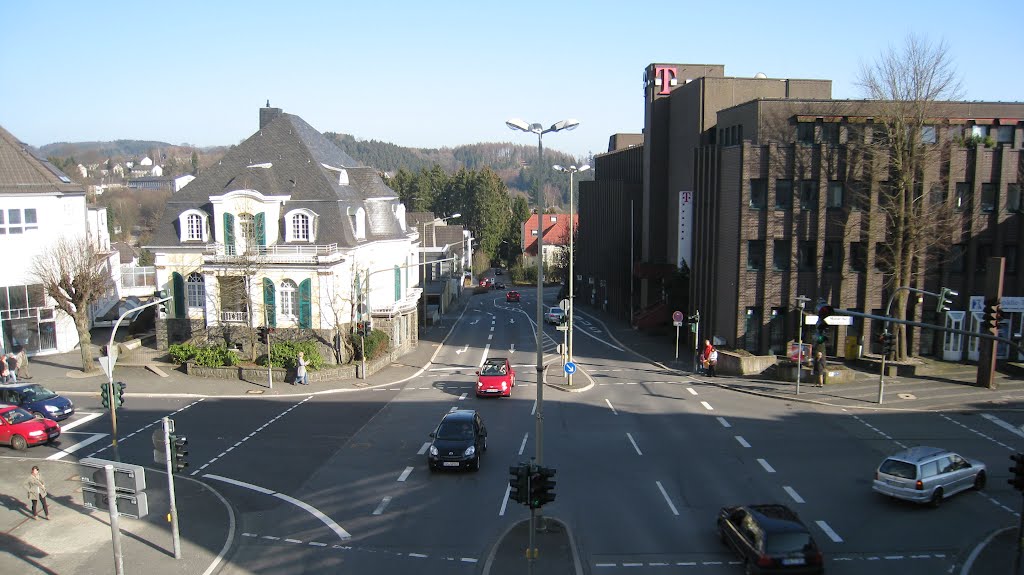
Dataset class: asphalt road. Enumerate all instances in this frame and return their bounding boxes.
[7,286,1022,574]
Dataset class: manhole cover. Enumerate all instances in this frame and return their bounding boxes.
[897,393,917,400]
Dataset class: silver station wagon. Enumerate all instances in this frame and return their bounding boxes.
[872,446,986,506]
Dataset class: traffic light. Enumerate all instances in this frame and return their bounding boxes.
[936,287,958,313]
[100,383,110,409]
[1009,453,1024,491]
[529,465,556,509]
[509,464,529,504]
[355,322,364,336]
[364,319,373,334]
[814,301,833,344]
[982,302,1002,331]
[114,382,126,409]
[155,290,168,316]
[881,331,896,356]
[170,435,189,473]
[258,326,269,345]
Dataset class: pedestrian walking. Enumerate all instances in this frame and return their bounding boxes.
[5,353,18,383]
[813,351,826,387]
[294,351,308,385]
[15,346,31,379]
[707,346,719,377]
[700,339,713,374]
[0,354,10,384]
[25,466,49,520]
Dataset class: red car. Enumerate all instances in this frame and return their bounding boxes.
[476,358,515,397]
[0,406,61,450]
[506,291,520,302]
[479,278,491,288]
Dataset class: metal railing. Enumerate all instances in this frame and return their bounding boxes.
[220,311,248,323]
[205,243,342,263]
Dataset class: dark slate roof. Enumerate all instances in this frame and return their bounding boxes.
[149,110,405,247]
[0,124,86,196]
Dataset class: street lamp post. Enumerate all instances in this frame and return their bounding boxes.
[506,118,578,466]
[553,164,589,386]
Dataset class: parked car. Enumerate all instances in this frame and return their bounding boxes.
[479,278,491,288]
[872,446,986,506]
[476,357,515,397]
[0,383,75,421]
[493,281,506,290]
[506,291,520,303]
[0,405,61,450]
[544,306,566,325]
[717,504,824,574]
[427,410,487,472]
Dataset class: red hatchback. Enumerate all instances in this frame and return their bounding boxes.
[0,406,61,450]
[506,291,520,302]
[476,358,515,397]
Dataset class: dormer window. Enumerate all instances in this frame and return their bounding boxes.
[179,209,209,242]
[347,206,366,240]
[284,209,317,242]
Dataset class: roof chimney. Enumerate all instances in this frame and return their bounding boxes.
[260,102,283,129]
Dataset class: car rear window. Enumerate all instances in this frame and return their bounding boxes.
[879,459,917,479]
[765,532,813,554]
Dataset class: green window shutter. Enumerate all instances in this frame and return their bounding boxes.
[298,279,311,329]
[255,212,266,247]
[394,266,401,301]
[171,272,185,319]
[263,277,276,328]
[223,213,235,254]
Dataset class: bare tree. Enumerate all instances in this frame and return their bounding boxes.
[30,236,114,373]
[857,34,964,359]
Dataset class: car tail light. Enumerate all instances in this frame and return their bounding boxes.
[810,551,823,564]
[756,554,773,567]
[915,479,924,490]
[874,471,879,480]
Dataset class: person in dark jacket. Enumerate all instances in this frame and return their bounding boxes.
[812,351,826,387]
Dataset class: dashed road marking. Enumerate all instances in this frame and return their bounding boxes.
[735,436,750,448]
[816,519,844,542]
[716,417,731,428]
[627,433,643,455]
[655,481,679,516]
[397,466,413,482]
[700,401,713,411]
[783,486,805,503]
[605,399,618,415]
[686,388,698,396]
[757,458,775,473]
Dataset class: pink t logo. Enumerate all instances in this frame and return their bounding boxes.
[654,66,677,95]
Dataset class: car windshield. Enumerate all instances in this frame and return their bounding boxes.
[20,385,58,402]
[436,420,475,441]
[879,459,917,479]
[765,532,814,554]
[481,362,506,376]
[2,408,34,425]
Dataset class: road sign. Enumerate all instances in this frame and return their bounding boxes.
[81,487,149,519]
[556,324,568,331]
[559,298,571,311]
[98,356,115,379]
[79,458,147,492]
[788,342,812,363]
[564,362,577,375]
[672,310,684,322]
[804,315,853,326]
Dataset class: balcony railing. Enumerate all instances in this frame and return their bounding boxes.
[220,311,249,323]
[204,243,343,264]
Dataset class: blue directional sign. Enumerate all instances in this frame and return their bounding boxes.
[564,362,577,375]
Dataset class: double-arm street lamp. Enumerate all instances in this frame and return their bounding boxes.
[505,117,578,466]
[552,164,589,387]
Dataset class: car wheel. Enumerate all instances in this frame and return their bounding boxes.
[930,487,944,507]
[11,435,28,451]
[428,463,437,473]
[974,471,987,490]
[32,411,45,420]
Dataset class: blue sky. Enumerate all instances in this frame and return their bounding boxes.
[1,1,1020,159]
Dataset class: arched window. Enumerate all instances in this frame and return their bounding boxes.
[280,279,298,318]
[187,214,204,240]
[179,209,209,242]
[292,213,310,241]
[186,272,205,308]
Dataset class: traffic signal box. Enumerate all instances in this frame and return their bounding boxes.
[170,435,189,473]
[509,464,529,504]
[114,382,126,408]
[1010,453,1024,491]
[881,332,896,356]
[814,302,833,345]
[258,326,269,344]
[530,466,556,509]
[983,302,1003,332]
[100,383,110,409]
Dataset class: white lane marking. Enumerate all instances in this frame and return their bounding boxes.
[449,406,458,413]
[205,474,350,539]
[605,399,618,415]
[488,334,493,340]
[397,467,414,482]
[717,417,731,428]
[816,520,844,542]
[284,538,303,544]
[417,442,430,455]
[478,344,491,368]
[518,433,528,456]
[700,401,714,411]
[458,392,468,401]
[372,496,392,515]
[784,486,805,503]
[686,388,698,396]
[461,558,478,563]
[428,366,470,372]
[979,413,1024,443]
[59,412,104,431]
[757,458,776,473]
[735,436,751,448]
[531,400,537,415]
[87,398,206,458]
[655,481,679,516]
[499,484,511,516]
[626,433,643,455]
[409,553,428,558]
[46,433,109,460]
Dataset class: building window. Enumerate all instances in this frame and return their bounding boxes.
[820,123,839,145]
[970,125,990,138]
[980,184,997,213]
[850,242,866,272]
[1007,245,1018,274]
[976,244,992,273]
[292,213,310,241]
[826,182,844,209]
[775,180,793,210]
[744,307,762,354]
[186,213,204,241]
[798,241,816,271]
[871,124,887,144]
[846,124,864,145]
[773,240,791,271]
[280,279,297,318]
[1008,184,1022,213]
[874,243,889,271]
[749,179,767,209]
[797,123,815,144]
[849,181,869,211]
[0,208,39,235]
[747,240,765,271]
[996,125,1015,145]
[185,272,205,308]
[955,182,972,211]
[948,244,965,273]
[531,229,538,237]
[823,241,842,271]
[769,307,787,356]
[920,125,937,144]
[799,180,818,210]
[929,183,947,206]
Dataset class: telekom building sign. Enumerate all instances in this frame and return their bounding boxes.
[678,190,693,270]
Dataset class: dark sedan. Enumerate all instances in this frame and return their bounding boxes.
[717,504,824,574]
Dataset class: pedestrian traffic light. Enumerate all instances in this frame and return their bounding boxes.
[936,287,958,313]
[170,435,189,473]
[355,322,364,336]
[155,290,168,316]
[114,381,126,409]
[1009,453,1024,491]
[529,465,556,509]
[258,326,269,345]
[509,463,529,504]
[364,319,373,334]
[100,383,110,409]
[881,331,895,356]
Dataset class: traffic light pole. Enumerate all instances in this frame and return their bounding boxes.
[795,296,809,395]
[163,417,181,559]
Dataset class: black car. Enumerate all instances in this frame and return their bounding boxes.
[717,504,824,574]
[493,281,506,290]
[427,410,487,472]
